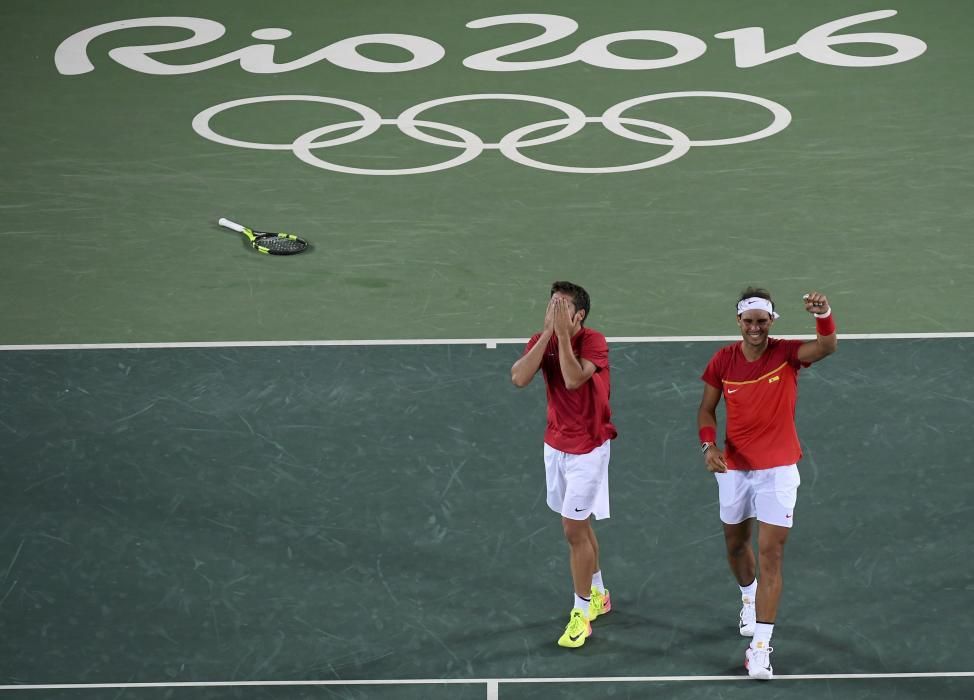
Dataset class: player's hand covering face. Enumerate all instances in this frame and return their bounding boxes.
[543,296,557,333]
[552,295,578,335]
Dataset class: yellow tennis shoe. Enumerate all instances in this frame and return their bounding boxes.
[587,587,612,621]
[557,608,592,648]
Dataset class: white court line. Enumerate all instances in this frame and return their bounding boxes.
[0,332,972,352]
[1,671,973,691]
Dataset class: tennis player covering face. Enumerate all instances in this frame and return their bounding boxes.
[698,288,838,680]
[511,281,617,648]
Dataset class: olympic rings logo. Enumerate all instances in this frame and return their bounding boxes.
[192,91,792,175]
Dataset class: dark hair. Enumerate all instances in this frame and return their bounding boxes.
[737,286,774,315]
[551,281,591,325]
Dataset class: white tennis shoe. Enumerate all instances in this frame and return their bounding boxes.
[739,595,756,637]
[745,642,774,680]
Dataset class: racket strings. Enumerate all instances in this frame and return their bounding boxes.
[256,234,308,255]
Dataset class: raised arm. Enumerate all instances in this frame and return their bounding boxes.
[552,296,597,390]
[796,292,838,364]
[557,347,597,391]
[511,329,551,387]
[511,298,556,387]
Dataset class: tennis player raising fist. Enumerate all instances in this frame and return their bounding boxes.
[697,288,837,680]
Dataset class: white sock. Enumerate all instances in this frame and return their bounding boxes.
[573,593,590,611]
[591,570,605,593]
[740,579,757,602]
[753,622,774,647]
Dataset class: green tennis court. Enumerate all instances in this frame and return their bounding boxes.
[1,1,972,698]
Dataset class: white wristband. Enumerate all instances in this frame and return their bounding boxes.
[813,307,832,319]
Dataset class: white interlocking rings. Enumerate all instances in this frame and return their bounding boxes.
[191,91,792,175]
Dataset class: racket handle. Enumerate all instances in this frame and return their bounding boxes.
[218,217,246,233]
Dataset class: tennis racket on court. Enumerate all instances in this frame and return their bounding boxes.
[218,218,309,255]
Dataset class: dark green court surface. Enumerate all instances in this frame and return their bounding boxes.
[1,340,971,698]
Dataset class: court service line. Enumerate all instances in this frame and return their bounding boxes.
[2,671,973,691]
[0,332,972,352]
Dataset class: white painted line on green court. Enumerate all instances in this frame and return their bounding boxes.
[0,339,537,351]
[0,332,972,352]
[1,671,973,691]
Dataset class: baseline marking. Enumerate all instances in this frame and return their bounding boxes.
[1,671,973,691]
[1,332,972,352]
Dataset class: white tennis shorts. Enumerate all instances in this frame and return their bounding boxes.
[714,464,801,528]
[544,440,611,521]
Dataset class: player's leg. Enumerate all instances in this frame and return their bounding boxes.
[586,525,611,617]
[587,524,600,574]
[557,444,606,600]
[716,470,758,636]
[552,442,609,646]
[557,516,595,647]
[586,441,611,619]
[723,519,757,636]
[723,520,756,586]
[544,444,590,647]
[745,522,789,680]
[564,516,596,599]
[755,522,790,623]
[753,464,799,623]
[746,465,800,680]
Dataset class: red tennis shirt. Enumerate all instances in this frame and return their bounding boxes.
[524,327,617,455]
[701,338,808,470]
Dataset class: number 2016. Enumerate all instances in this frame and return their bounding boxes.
[56,10,926,76]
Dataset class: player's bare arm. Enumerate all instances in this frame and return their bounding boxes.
[511,298,555,387]
[796,291,838,364]
[553,297,596,390]
[698,383,728,473]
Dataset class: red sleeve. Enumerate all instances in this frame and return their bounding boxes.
[701,350,724,389]
[523,333,542,355]
[580,330,609,370]
[781,339,810,369]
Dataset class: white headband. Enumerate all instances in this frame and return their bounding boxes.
[737,297,779,319]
